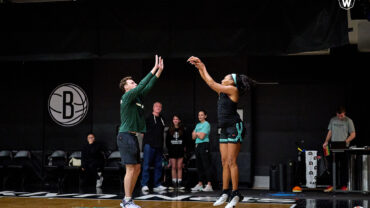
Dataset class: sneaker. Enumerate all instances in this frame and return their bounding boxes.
[191,183,203,191]
[153,185,167,192]
[225,191,243,208]
[168,182,176,190]
[213,193,229,206]
[340,186,348,191]
[96,177,104,188]
[141,185,149,192]
[177,182,185,190]
[324,185,333,192]
[292,186,302,192]
[203,184,213,192]
[177,188,186,193]
[120,199,141,208]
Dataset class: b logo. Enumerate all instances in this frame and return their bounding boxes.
[338,0,355,10]
[48,83,89,127]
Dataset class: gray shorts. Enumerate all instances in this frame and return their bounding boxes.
[117,132,141,165]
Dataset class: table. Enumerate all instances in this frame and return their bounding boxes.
[331,147,370,192]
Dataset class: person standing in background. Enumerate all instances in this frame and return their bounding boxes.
[141,102,167,193]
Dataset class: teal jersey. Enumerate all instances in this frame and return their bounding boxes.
[194,121,211,144]
[119,72,158,133]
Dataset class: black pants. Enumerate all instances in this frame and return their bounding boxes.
[334,152,349,187]
[327,152,348,187]
[195,142,212,183]
[80,163,103,187]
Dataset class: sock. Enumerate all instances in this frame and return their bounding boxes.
[172,178,177,184]
[124,196,132,202]
[231,190,240,197]
[222,189,230,195]
[178,179,182,184]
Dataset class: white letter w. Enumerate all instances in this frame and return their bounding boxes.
[342,0,352,7]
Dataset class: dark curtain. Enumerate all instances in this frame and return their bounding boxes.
[0,0,348,60]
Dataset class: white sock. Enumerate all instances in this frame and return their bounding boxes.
[124,197,132,202]
[172,178,177,183]
[178,179,182,183]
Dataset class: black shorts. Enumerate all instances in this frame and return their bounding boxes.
[117,132,141,165]
[168,149,184,159]
[219,122,245,144]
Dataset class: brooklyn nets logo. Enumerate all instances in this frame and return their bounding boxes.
[338,0,355,10]
[48,83,89,127]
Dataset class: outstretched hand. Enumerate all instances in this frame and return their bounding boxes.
[187,56,205,70]
[158,56,164,71]
[152,55,159,71]
[151,55,164,77]
[152,55,164,78]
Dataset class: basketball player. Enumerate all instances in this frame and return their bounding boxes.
[117,55,164,208]
[187,56,254,208]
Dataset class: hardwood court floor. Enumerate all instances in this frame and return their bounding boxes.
[0,197,292,208]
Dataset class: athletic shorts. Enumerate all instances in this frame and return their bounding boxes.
[219,122,245,144]
[117,132,141,165]
[168,149,185,159]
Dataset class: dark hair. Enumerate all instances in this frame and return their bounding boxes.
[336,106,346,114]
[119,76,132,92]
[87,133,95,137]
[235,74,256,95]
[169,114,184,136]
[198,109,207,116]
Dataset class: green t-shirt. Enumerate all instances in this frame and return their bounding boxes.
[119,72,158,133]
[194,121,211,144]
[328,116,355,142]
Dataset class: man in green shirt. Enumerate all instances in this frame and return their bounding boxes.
[117,55,164,208]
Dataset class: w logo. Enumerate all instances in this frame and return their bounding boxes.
[338,0,355,10]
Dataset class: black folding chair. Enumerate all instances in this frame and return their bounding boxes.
[7,150,32,190]
[0,150,13,189]
[44,150,67,191]
[63,151,82,190]
[103,151,124,190]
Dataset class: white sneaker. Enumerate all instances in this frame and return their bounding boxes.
[120,199,141,208]
[191,183,203,191]
[225,194,243,208]
[141,186,149,192]
[96,177,103,188]
[213,194,229,206]
[203,184,213,192]
[168,182,176,190]
[153,185,167,192]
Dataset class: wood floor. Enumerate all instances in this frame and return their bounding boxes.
[0,197,293,208]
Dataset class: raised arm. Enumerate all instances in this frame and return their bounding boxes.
[155,57,164,78]
[141,56,164,97]
[187,56,237,95]
[123,55,161,101]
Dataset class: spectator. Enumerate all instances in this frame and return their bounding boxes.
[141,102,167,193]
[81,133,105,188]
[191,110,213,192]
[166,114,188,190]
